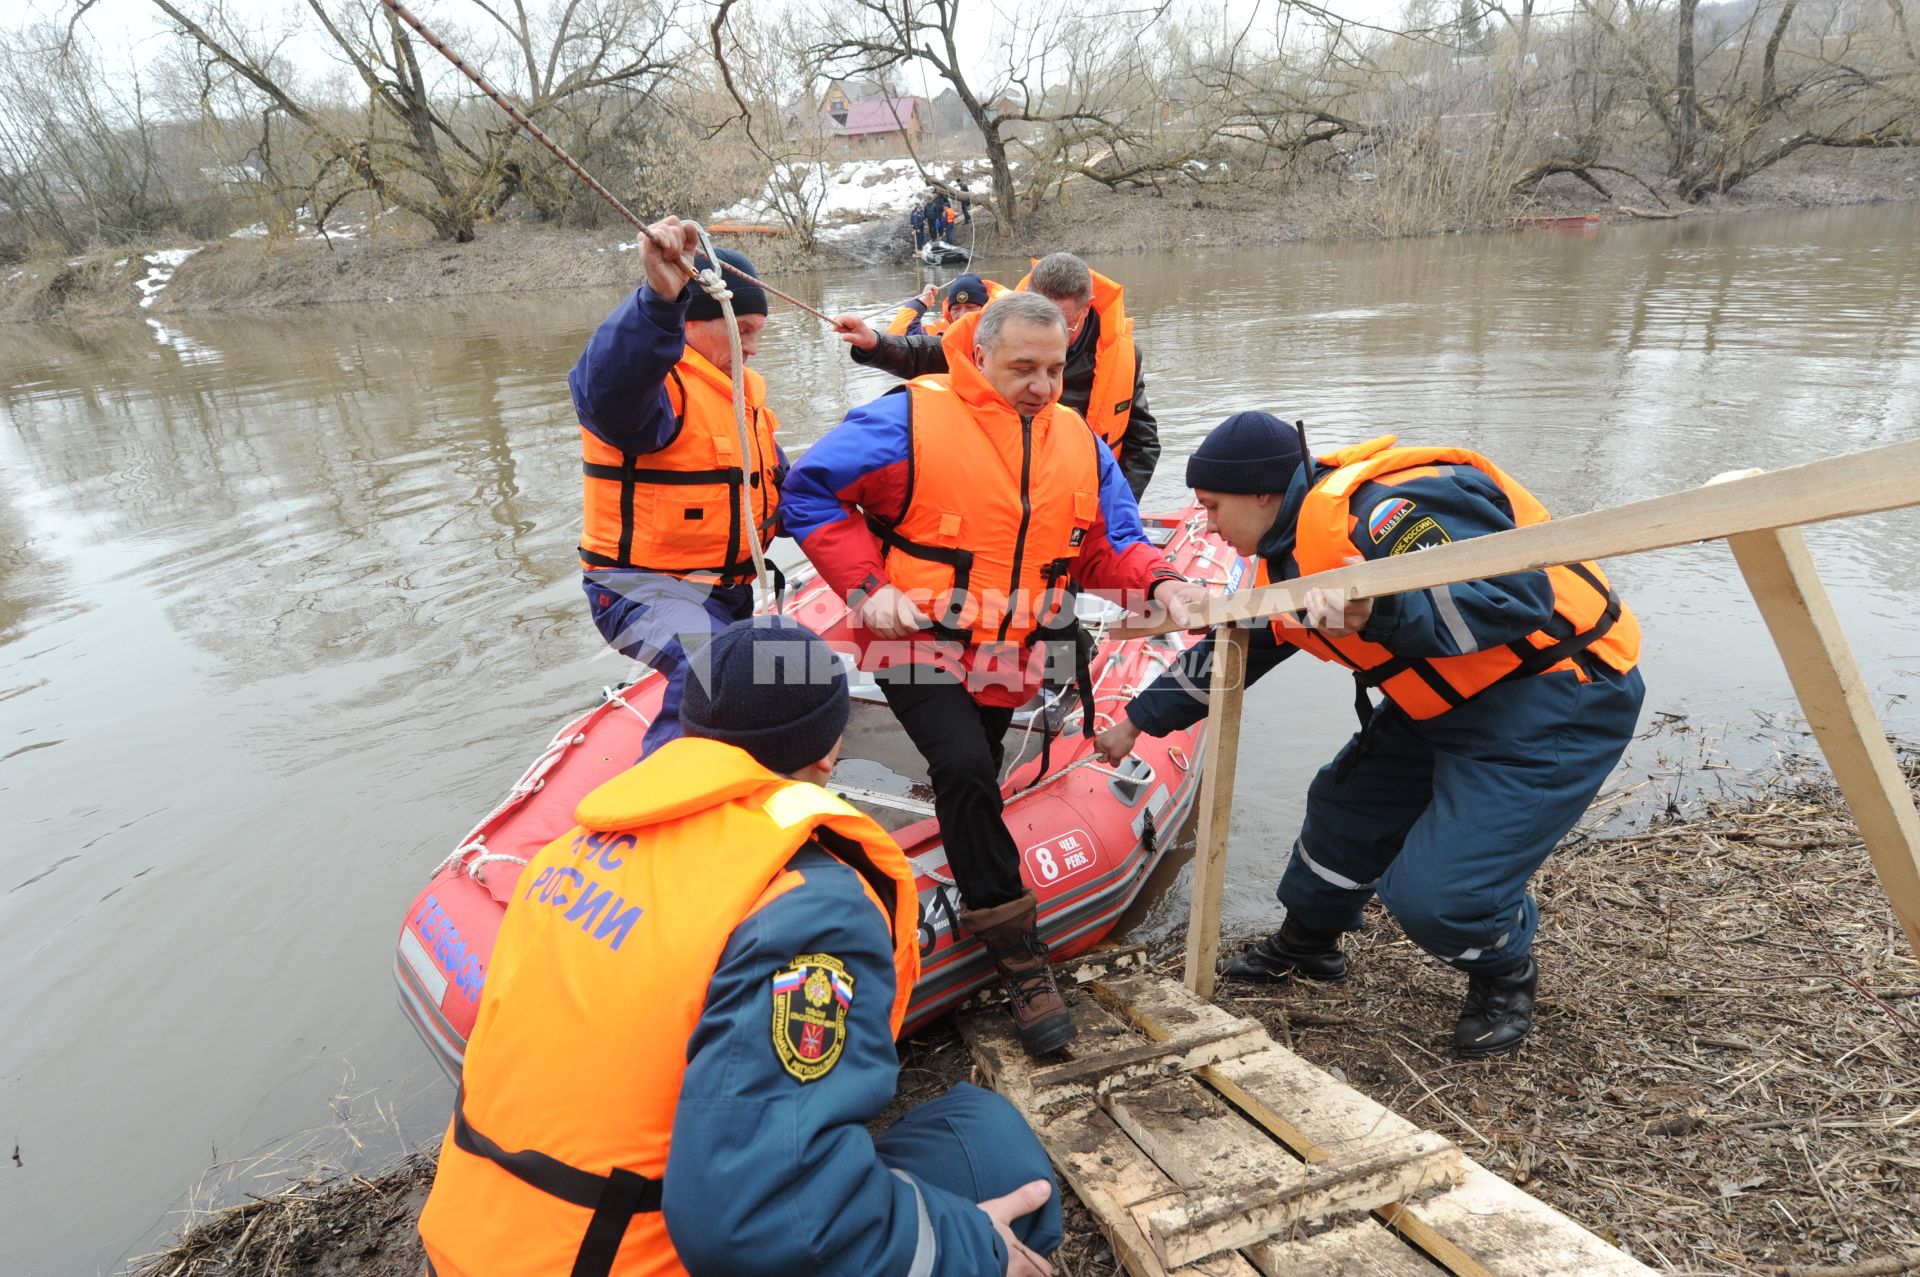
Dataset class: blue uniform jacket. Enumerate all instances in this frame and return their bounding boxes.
[1128,458,1561,737]
[568,283,790,476]
[665,846,1006,1277]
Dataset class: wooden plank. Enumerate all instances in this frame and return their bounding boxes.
[1084,991,1448,1275]
[1024,1022,1270,1109]
[1186,625,1250,998]
[1112,436,1920,638]
[957,1001,1264,1277]
[1128,1112,1460,1266]
[1728,526,1920,956]
[1100,975,1659,1276]
[1248,1221,1453,1277]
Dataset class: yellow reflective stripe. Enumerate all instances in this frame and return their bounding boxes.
[761,781,862,831]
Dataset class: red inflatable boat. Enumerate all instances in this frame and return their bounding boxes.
[394,504,1247,1079]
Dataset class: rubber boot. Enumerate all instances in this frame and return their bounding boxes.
[1219,916,1349,983]
[1453,958,1538,1058]
[963,890,1077,1057]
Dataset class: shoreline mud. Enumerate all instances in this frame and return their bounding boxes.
[7,147,1916,328]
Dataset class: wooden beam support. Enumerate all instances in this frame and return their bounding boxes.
[1114,436,1920,638]
[1022,1021,1269,1109]
[1185,625,1249,998]
[1727,526,1920,955]
[1141,1130,1463,1267]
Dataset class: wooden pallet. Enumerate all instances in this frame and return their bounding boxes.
[958,970,1658,1277]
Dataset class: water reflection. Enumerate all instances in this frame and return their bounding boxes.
[1,203,1918,1275]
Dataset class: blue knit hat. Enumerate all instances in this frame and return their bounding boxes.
[1185,411,1305,494]
[682,617,849,774]
[946,274,989,308]
[683,247,769,322]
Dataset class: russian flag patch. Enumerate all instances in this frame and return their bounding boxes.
[1367,498,1415,543]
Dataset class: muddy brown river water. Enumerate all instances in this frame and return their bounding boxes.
[3,204,1919,1274]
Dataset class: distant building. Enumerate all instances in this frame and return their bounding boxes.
[828,97,928,158]
[820,78,889,121]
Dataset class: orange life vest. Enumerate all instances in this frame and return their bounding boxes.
[870,310,1104,647]
[418,737,918,1277]
[1015,265,1137,457]
[578,348,780,583]
[1266,435,1640,720]
[886,279,1008,338]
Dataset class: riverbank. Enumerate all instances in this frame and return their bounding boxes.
[6,146,1916,326]
[129,755,1920,1277]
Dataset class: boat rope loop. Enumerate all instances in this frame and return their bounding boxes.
[686,218,774,612]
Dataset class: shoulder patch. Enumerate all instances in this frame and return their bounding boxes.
[1389,516,1452,555]
[1366,497,1416,543]
[771,953,853,1082]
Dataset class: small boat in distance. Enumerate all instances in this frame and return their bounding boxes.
[919,237,971,266]
[394,504,1248,1080]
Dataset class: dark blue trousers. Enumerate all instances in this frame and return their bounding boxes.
[873,1081,1063,1255]
[583,570,754,756]
[1279,663,1645,974]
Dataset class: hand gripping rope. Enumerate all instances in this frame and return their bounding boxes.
[375,0,796,605]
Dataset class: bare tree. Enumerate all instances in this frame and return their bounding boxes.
[0,23,182,251]
[811,0,1176,233]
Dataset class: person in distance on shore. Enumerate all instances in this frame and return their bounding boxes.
[419,617,1062,1277]
[1094,412,1646,1057]
[567,215,786,754]
[784,293,1208,1058]
[833,251,1163,500]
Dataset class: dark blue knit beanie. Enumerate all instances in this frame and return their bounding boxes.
[682,617,849,774]
[682,247,769,322]
[1185,411,1304,494]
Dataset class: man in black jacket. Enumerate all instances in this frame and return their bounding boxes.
[832,252,1163,500]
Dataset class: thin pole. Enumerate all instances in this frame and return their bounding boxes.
[376,0,836,326]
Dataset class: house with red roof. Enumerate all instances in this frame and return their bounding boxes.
[825,96,929,159]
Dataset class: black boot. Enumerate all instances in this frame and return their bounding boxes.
[1453,958,1538,1058]
[1219,917,1348,983]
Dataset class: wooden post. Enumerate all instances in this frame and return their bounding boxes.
[1186,626,1250,998]
[1728,527,1920,956]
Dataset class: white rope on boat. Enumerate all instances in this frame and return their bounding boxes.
[605,683,654,727]
[468,852,531,882]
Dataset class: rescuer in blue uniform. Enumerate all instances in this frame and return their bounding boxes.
[421,617,1062,1277]
[1095,413,1646,1057]
[668,621,1062,1275]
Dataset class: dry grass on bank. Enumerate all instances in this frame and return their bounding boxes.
[908,753,1920,1276]
[133,755,1920,1277]
[9,146,1918,327]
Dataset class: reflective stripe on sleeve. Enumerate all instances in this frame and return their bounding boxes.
[891,1168,937,1277]
[1429,584,1481,654]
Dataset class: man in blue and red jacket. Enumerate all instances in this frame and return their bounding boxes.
[784,293,1205,1055]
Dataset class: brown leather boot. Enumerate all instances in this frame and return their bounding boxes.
[962,890,1077,1056]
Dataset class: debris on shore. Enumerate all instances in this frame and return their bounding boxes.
[133,754,1920,1276]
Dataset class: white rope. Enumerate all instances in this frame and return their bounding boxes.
[686,219,774,612]
[604,683,654,727]
[468,852,530,882]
